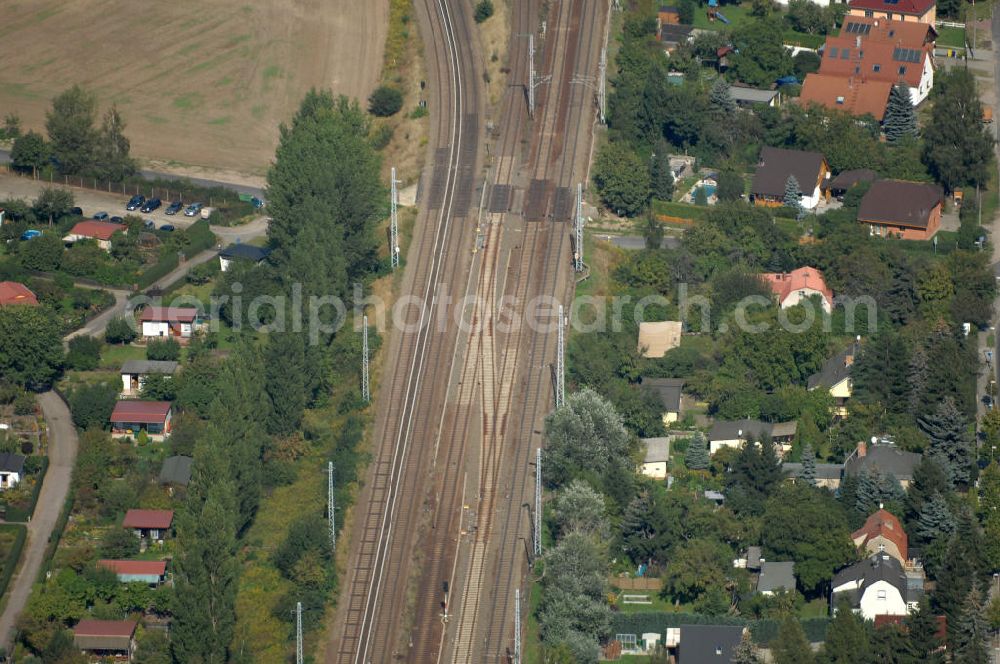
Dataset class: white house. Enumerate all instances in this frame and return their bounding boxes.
[120,360,179,396]
[138,307,199,341]
[0,453,25,490]
[640,437,670,480]
[831,554,923,620]
[762,267,834,314]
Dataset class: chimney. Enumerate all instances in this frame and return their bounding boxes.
[857,440,868,458]
[856,36,862,48]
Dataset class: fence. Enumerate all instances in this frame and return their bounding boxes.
[0,525,26,601]
[2,164,257,222]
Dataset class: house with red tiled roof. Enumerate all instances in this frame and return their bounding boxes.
[852,509,909,564]
[110,401,172,441]
[817,17,936,105]
[62,220,126,251]
[848,0,936,25]
[122,509,174,540]
[800,75,893,121]
[761,267,833,313]
[73,619,138,661]
[138,306,199,341]
[0,281,38,306]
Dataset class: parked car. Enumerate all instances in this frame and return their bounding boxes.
[143,219,156,230]
[92,212,109,221]
[984,395,994,410]
[110,216,124,224]
[165,201,183,215]
[140,198,162,213]
[20,229,41,241]
[160,224,176,232]
[70,207,83,217]
[126,195,145,211]
[184,202,203,217]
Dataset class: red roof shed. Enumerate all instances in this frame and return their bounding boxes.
[67,221,126,241]
[122,509,174,530]
[138,306,198,323]
[110,401,172,425]
[0,281,38,306]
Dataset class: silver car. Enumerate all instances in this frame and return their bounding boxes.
[184,202,203,217]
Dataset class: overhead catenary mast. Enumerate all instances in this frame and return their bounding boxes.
[328,461,336,549]
[295,601,303,664]
[362,314,370,403]
[598,47,607,124]
[390,167,400,269]
[555,305,565,408]
[514,589,522,664]
[574,183,584,272]
[534,448,542,557]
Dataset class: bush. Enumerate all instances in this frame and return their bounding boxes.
[368,86,404,117]
[369,124,395,151]
[13,392,36,416]
[474,0,495,22]
[0,525,26,599]
[68,382,118,430]
[146,337,180,361]
[65,336,102,371]
[136,253,180,290]
[104,316,137,345]
[17,234,64,272]
[100,527,139,559]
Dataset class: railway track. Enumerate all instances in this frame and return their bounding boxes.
[326,0,484,660]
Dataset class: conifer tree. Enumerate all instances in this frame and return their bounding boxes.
[934,535,975,626]
[916,492,955,544]
[906,458,950,522]
[800,443,817,486]
[903,600,945,663]
[783,175,802,212]
[171,444,239,663]
[918,397,974,486]
[952,588,989,664]
[264,330,308,436]
[772,615,814,664]
[883,84,917,142]
[650,138,675,201]
[709,76,738,117]
[732,630,762,664]
[822,597,871,664]
[685,432,710,471]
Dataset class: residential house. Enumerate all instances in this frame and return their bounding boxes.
[120,360,179,397]
[832,553,924,620]
[0,281,38,306]
[757,561,797,595]
[817,18,936,105]
[847,0,936,25]
[637,321,682,358]
[139,306,199,340]
[706,419,797,455]
[762,266,833,313]
[858,179,943,240]
[782,461,845,489]
[0,453,25,490]
[641,378,685,424]
[218,243,271,272]
[799,74,893,121]
[62,220,126,251]
[110,401,172,441]
[844,439,922,488]
[730,86,781,108]
[97,559,167,586]
[640,437,671,480]
[827,169,879,198]
[659,23,694,51]
[852,509,908,564]
[159,455,193,487]
[73,619,138,662]
[123,509,174,541]
[807,343,858,416]
[676,624,746,663]
[750,147,829,209]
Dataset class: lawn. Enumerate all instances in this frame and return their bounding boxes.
[936,25,968,48]
[692,3,752,30]
[99,343,146,370]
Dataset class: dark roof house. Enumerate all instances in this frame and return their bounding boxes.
[858,180,943,234]
[807,344,858,391]
[641,377,684,413]
[783,461,844,482]
[751,147,828,200]
[828,169,878,193]
[121,360,179,376]
[678,624,745,663]
[844,440,921,483]
[73,619,137,654]
[159,455,193,486]
[757,561,796,594]
[0,453,25,475]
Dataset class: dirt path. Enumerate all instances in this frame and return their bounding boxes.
[0,392,78,653]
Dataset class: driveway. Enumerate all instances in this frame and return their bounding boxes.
[0,392,78,653]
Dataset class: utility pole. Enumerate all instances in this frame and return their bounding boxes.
[555,304,565,408]
[390,167,400,269]
[362,314,370,403]
[328,461,336,550]
[534,448,542,557]
[574,183,584,272]
[528,34,537,118]
[598,47,607,125]
[295,601,303,664]
[514,589,522,664]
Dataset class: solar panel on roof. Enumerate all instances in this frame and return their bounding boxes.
[892,47,921,63]
[845,22,872,35]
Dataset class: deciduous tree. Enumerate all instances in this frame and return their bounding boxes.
[45,85,99,176]
[93,104,136,183]
[592,142,651,217]
[10,130,49,174]
[0,305,64,389]
[923,68,995,192]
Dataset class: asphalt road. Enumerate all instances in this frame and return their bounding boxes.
[0,392,79,653]
[0,149,264,200]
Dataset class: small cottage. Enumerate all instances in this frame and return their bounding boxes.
[110,401,172,441]
[73,619,138,661]
[123,509,174,541]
